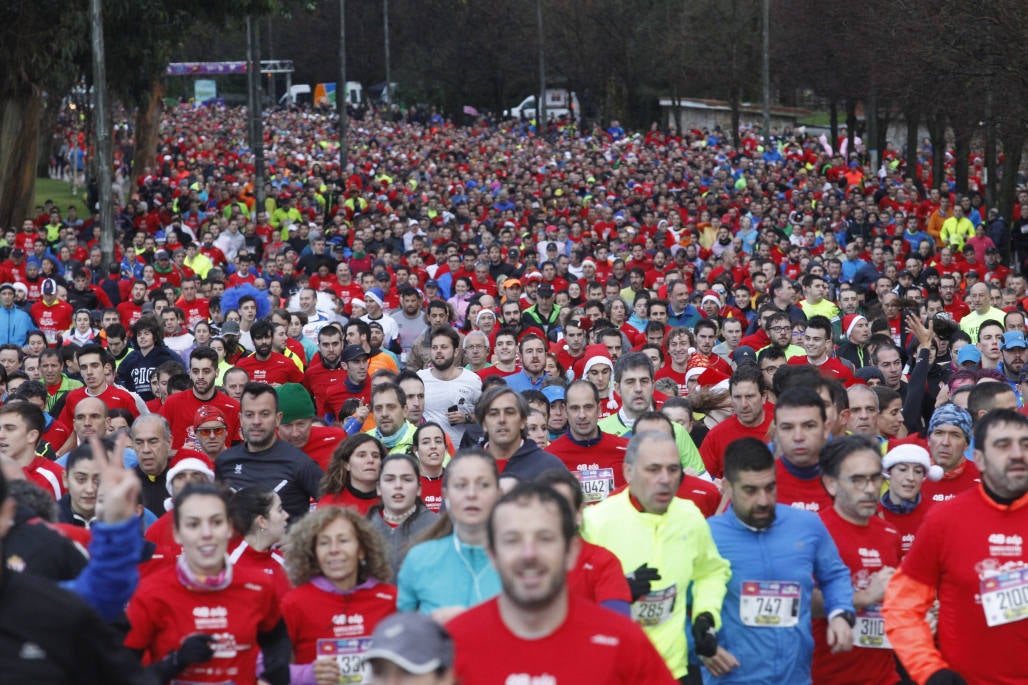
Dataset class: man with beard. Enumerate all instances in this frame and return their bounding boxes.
[418,326,482,446]
[160,346,240,449]
[998,331,1026,400]
[505,334,548,392]
[214,381,323,521]
[702,437,855,685]
[884,410,1028,685]
[235,319,303,386]
[116,280,150,329]
[303,325,350,418]
[392,286,429,358]
[448,482,676,684]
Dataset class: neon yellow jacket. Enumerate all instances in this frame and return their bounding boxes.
[582,489,730,678]
[597,413,707,476]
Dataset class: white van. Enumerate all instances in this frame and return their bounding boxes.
[505,89,580,122]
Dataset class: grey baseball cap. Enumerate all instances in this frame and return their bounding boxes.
[362,612,454,674]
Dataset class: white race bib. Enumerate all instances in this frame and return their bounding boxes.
[574,468,615,504]
[632,585,677,627]
[317,637,373,684]
[740,581,801,627]
[981,568,1028,628]
[856,605,891,649]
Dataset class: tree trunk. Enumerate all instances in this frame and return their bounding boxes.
[998,126,1023,234]
[845,99,857,158]
[730,89,741,150]
[952,121,970,195]
[926,110,946,189]
[0,90,44,231]
[829,99,838,153]
[133,77,165,174]
[905,104,919,181]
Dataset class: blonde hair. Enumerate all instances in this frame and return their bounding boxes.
[284,506,392,586]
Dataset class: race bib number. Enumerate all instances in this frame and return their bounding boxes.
[740,581,801,627]
[317,638,373,684]
[981,568,1028,628]
[632,585,677,627]
[574,468,615,504]
[856,605,891,649]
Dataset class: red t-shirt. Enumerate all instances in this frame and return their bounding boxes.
[59,385,140,429]
[297,424,347,471]
[24,455,65,499]
[548,431,630,504]
[654,366,688,397]
[878,498,932,559]
[160,390,241,450]
[117,300,144,329]
[420,474,444,513]
[280,580,397,664]
[775,459,833,513]
[447,594,677,684]
[787,355,856,386]
[899,486,1028,684]
[920,462,981,505]
[227,539,292,605]
[699,407,774,479]
[124,562,281,684]
[175,297,211,328]
[236,352,304,385]
[318,488,379,515]
[303,363,360,418]
[812,507,902,684]
[567,539,633,606]
[30,300,73,343]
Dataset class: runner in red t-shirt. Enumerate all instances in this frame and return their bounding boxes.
[812,436,902,685]
[883,410,1028,685]
[447,484,677,684]
[280,507,397,684]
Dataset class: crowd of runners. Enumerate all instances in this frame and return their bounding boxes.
[0,101,1025,684]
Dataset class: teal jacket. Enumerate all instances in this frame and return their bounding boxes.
[397,533,501,614]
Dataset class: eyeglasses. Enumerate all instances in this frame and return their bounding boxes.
[841,473,885,490]
[769,326,791,333]
[196,427,227,437]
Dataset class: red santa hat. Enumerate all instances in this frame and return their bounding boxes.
[695,367,731,393]
[842,314,867,340]
[165,449,216,497]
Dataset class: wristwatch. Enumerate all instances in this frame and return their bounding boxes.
[838,610,857,627]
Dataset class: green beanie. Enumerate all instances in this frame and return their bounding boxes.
[277,383,315,423]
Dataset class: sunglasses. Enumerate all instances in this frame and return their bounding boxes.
[196,426,227,437]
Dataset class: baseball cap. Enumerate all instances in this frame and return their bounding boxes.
[1002,331,1027,350]
[193,405,228,428]
[731,345,757,365]
[362,612,454,675]
[41,278,57,296]
[156,249,170,260]
[541,386,566,404]
[425,279,439,290]
[341,344,370,362]
[220,320,241,335]
[956,345,981,365]
[10,248,24,258]
[536,283,554,297]
[503,278,522,289]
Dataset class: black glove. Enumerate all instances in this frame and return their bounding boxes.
[692,611,718,658]
[174,633,215,670]
[926,670,968,685]
[626,563,661,602]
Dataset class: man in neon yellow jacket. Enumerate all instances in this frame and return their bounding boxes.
[583,430,730,680]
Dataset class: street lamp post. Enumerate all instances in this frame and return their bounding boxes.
[339,0,348,173]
